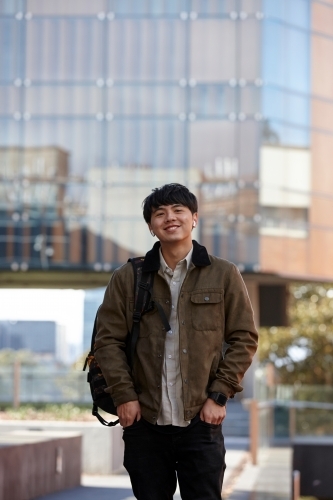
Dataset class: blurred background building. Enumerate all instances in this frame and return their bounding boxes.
[1,1,333,371]
[0,319,69,363]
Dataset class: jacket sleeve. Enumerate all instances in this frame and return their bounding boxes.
[208,264,258,398]
[94,267,138,406]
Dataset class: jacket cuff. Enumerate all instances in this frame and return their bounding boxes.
[208,381,237,399]
[104,386,139,407]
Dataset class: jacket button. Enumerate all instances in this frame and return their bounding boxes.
[158,354,162,357]
[165,300,169,304]
[157,385,160,388]
[184,378,187,383]
[204,296,210,301]
[181,320,185,325]
[182,349,187,354]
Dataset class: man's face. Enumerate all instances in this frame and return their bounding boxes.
[148,204,198,245]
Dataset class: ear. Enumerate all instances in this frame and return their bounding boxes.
[192,212,198,227]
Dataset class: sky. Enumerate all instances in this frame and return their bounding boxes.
[0,289,85,345]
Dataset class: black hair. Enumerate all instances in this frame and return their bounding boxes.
[142,183,198,223]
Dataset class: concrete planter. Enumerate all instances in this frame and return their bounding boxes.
[0,420,124,475]
[0,431,81,500]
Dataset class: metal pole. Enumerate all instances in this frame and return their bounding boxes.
[13,359,20,409]
[293,470,300,500]
[250,399,258,465]
[289,406,296,440]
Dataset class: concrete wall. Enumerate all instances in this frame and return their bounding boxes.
[0,420,124,475]
[0,431,81,500]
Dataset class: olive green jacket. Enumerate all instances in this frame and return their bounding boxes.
[95,240,258,424]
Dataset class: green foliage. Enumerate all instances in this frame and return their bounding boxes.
[259,283,333,385]
[0,403,94,421]
[296,408,333,436]
[0,348,37,366]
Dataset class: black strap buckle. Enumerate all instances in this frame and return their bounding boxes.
[138,281,150,291]
[132,311,141,323]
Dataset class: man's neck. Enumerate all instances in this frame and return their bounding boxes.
[160,240,193,271]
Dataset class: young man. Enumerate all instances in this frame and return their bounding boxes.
[95,183,258,500]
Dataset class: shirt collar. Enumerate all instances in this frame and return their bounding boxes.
[159,246,193,274]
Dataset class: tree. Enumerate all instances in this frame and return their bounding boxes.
[259,283,333,385]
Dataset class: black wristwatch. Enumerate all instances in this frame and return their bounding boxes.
[208,392,228,407]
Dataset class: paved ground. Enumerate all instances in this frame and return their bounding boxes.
[228,447,292,500]
[36,442,291,500]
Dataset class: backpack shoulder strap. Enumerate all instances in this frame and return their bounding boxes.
[127,257,155,368]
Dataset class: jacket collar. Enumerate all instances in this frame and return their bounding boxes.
[142,240,211,273]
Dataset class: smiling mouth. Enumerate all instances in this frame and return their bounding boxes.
[164,225,180,231]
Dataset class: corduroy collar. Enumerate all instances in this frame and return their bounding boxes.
[142,240,211,273]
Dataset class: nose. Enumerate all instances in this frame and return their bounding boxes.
[165,210,176,222]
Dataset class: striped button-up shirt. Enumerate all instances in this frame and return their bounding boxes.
[157,246,193,427]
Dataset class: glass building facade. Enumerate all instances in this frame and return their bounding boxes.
[1,0,333,281]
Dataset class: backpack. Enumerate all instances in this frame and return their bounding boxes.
[83,257,156,426]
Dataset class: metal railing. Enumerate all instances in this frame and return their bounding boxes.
[0,364,90,406]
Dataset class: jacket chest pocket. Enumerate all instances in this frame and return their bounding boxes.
[190,292,223,331]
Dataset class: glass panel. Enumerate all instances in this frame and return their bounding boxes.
[262,20,310,93]
[264,0,310,29]
[0,121,22,146]
[107,20,186,80]
[190,20,236,81]
[240,87,261,115]
[0,86,21,114]
[189,121,236,168]
[239,19,261,81]
[22,120,104,175]
[190,88,260,119]
[190,121,260,206]
[190,85,236,117]
[238,122,261,179]
[263,87,309,127]
[107,86,186,115]
[111,0,188,15]
[199,217,259,265]
[26,19,104,81]
[240,0,262,12]
[106,120,186,168]
[27,0,107,15]
[262,120,309,148]
[0,0,24,14]
[25,86,103,115]
[0,19,23,81]
[191,0,237,15]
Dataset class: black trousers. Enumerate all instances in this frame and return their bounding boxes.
[123,416,226,500]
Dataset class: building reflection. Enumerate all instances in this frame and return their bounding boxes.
[0,1,332,286]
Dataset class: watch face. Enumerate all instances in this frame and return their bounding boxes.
[214,393,228,406]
